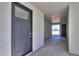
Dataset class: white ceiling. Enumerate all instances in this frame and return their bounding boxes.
[32,2,70,21]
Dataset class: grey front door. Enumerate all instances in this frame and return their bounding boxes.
[11,2,32,56]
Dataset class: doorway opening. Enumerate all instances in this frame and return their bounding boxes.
[52,24,60,35]
[51,24,61,42]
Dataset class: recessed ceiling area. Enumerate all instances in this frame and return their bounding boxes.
[31,2,70,22]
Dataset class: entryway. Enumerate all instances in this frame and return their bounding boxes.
[11,2,32,56]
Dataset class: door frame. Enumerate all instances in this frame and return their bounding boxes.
[11,2,33,56]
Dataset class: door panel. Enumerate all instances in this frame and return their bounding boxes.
[13,18,25,53]
[23,20,32,54]
[12,2,32,56]
[26,23,32,51]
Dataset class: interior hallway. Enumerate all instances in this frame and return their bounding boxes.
[30,38,72,56]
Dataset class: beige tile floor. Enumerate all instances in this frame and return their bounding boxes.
[30,38,74,56]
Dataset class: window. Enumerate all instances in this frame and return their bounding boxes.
[15,6,30,20]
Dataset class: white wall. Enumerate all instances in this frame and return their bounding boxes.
[69,3,79,55]
[0,3,11,56]
[44,19,52,39]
